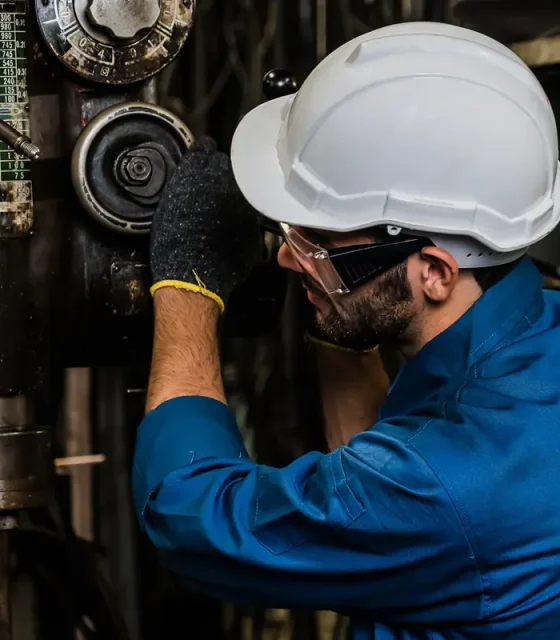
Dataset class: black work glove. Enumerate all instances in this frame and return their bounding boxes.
[150,136,262,313]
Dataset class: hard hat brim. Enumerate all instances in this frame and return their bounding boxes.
[231,96,328,230]
[230,94,560,257]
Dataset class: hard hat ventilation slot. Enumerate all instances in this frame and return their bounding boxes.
[466,251,496,258]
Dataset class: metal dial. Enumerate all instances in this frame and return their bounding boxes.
[35,0,194,85]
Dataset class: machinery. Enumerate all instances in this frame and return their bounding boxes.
[0,1,292,637]
[0,1,197,636]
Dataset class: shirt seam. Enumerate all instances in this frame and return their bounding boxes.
[134,461,154,526]
[408,425,490,620]
[469,314,512,358]
[253,454,365,555]
[329,453,355,521]
[469,292,539,361]
[472,315,535,379]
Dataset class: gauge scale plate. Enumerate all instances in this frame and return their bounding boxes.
[36,0,194,84]
[0,1,32,237]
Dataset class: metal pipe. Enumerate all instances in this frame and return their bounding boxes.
[0,121,40,161]
[0,398,30,428]
[95,367,140,640]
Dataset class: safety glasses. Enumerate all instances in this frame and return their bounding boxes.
[279,223,433,296]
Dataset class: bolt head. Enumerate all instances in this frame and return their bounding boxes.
[113,145,168,199]
[121,156,153,184]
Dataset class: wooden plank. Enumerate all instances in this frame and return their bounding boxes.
[512,36,560,68]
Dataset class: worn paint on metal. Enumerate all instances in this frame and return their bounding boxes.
[0,181,32,235]
[36,0,195,85]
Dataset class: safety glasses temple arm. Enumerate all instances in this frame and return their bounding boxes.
[328,237,433,289]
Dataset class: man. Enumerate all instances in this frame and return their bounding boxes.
[132,22,560,638]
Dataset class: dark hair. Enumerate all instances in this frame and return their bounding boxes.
[364,228,521,293]
[471,258,522,292]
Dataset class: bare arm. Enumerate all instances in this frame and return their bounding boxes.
[313,345,390,451]
[146,287,391,454]
[145,289,224,414]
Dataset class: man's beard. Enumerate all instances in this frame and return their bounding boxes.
[307,262,415,351]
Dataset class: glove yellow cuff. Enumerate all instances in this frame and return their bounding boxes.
[150,280,225,314]
[304,332,379,354]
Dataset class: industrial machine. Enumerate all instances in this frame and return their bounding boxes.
[0,1,293,637]
[0,1,200,637]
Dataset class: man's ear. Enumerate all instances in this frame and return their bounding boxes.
[418,246,459,303]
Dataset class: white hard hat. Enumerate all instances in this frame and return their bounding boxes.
[231,22,560,268]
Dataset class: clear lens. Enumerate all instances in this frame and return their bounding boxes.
[280,223,349,295]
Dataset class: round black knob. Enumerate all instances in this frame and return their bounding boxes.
[262,69,298,100]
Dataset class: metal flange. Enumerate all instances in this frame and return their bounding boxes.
[71,102,194,234]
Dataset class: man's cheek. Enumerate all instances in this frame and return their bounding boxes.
[313,297,333,317]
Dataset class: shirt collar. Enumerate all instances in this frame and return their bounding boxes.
[380,258,545,418]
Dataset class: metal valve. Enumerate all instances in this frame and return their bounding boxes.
[36,0,195,85]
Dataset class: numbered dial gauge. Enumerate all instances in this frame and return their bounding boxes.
[35,0,194,85]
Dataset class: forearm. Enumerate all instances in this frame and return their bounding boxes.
[146,289,225,413]
[314,346,390,451]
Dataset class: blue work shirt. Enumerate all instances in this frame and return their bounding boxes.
[132,258,560,638]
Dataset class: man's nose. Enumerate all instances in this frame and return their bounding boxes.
[277,243,304,273]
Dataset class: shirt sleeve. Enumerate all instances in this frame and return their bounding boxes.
[132,396,483,622]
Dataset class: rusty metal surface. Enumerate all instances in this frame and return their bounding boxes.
[0,428,53,510]
[0,182,31,237]
[56,83,155,366]
[56,211,154,367]
[35,0,195,85]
